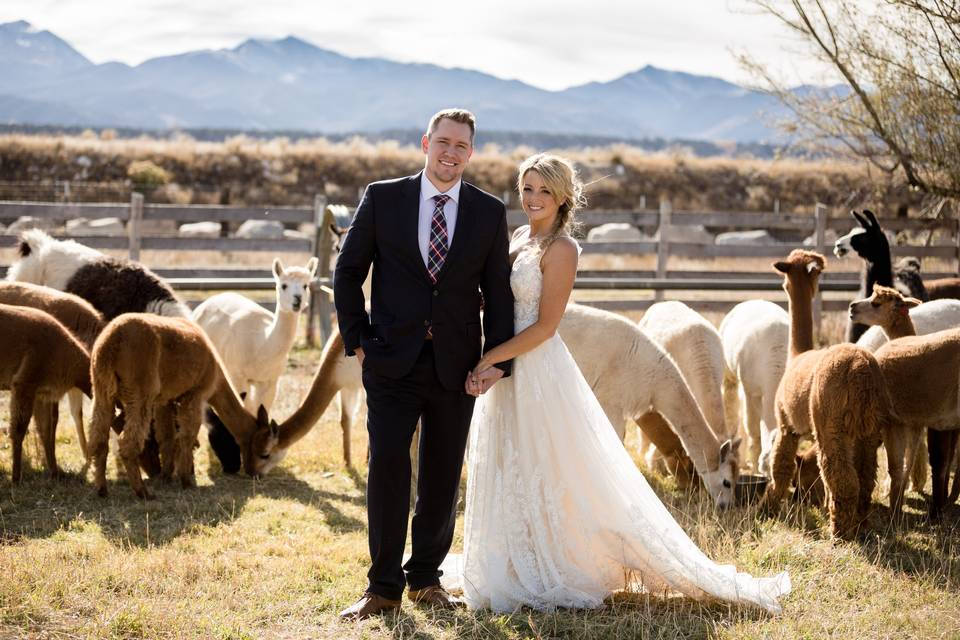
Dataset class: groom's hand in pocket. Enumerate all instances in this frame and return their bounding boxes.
[355,347,365,367]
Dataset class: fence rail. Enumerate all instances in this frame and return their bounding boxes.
[2,196,958,341]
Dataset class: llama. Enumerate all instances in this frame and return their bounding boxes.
[0,281,104,461]
[0,304,92,481]
[88,314,280,499]
[850,285,960,516]
[834,209,894,343]
[718,299,790,476]
[193,257,318,471]
[760,250,895,540]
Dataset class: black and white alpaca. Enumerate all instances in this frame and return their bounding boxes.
[834,210,895,342]
[7,229,190,320]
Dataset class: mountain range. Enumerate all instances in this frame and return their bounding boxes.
[0,20,818,144]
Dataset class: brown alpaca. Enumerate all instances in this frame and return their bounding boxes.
[760,250,895,540]
[0,304,92,481]
[88,314,280,499]
[850,284,960,516]
[0,282,104,461]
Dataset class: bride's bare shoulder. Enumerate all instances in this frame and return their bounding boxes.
[542,236,579,270]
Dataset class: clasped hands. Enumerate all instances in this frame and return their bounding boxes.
[465,359,503,397]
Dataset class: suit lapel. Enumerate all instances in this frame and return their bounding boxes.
[436,182,475,283]
[402,172,433,282]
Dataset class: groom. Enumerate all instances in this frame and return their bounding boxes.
[334,108,515,620]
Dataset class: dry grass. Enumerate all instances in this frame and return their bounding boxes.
[1,322,959,639]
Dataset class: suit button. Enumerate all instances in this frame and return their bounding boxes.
[423,320,430,327]
[433,289,439,297]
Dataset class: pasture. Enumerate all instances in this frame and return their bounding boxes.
[1,320,958,640]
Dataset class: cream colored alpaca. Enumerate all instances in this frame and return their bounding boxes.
[719,300,789,476]
[760,250,896,540]
[0,304,92,481]
[0,282,104,461]
[88,314,280,499]
[560,304,741,508]
[850,285,960,516]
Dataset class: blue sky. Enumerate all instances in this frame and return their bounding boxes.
[1,0,836,90]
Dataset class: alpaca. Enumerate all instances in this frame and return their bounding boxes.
[834,209,894,342]
[88,314,280,499]
[8,229,189,320]
[0,304,92,481]
[760,250,895,540]
[0,282,104,461]
[718,299,789,476]
[850,285,960,516]
[193,257,318,470]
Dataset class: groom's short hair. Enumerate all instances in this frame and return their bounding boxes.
[426,108,476,143]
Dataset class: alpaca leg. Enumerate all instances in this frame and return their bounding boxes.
[721,369,742,448]
[173,396,204,489]
[153,404,178,481]
[854,435,880,524]
[259,380,279,412]
[909,433,929,494]
[33,398,63,479]
[949,437,960,504]
[339,387,363,467]
[817,442,860,540]
[761,410,800,510]
[8,387,36,483]
[882,425,910,517]
[636,411,693,484]
[67,388,88,462]
[928,429,958,518]
[118,402,154,500]
[744,393,763,473]
[89,396,116,496]
[759,393,779,477]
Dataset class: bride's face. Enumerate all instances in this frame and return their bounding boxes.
[521,170,560,227]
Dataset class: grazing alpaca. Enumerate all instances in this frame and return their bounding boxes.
[718,300,790,476]
[760,250,895,540]
[850,285,960,516]
[7,229,189,319]
[0,304,92,481]
[193,257,318,470]
[88,314,280,499]
[834,209,894,343]
[0,282,104,461]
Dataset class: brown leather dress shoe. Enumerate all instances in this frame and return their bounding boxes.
[407,585,465,608]
[338,591,401,621]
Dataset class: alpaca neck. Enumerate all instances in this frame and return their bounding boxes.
[882,314,917,340]
[277,332,343,449]
[209,372,256,443]
[864,255,893,295]
[787,291,815,358]
[263,307,300,360]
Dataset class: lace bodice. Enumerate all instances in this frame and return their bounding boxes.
[510,243,543,332]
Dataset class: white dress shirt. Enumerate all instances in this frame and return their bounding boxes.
[418,172,461,268]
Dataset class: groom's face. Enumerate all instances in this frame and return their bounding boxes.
[422,118,473,189]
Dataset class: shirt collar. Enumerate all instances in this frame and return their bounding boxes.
[420,172,461,204]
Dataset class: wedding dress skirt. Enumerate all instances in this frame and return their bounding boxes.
[455,242,790,614]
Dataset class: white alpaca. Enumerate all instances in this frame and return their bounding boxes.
[192,257,318,414]
[559,304,741,508]
[718,300,790,476]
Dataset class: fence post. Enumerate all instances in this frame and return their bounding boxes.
[655,199,671,302]
[813,203,827,342]
[128,192,143,261]
[954,217,960,276]
[306,194,331,347]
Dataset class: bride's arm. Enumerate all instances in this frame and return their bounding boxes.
[473,236,578,372]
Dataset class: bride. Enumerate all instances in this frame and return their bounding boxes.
[458,153,790,614]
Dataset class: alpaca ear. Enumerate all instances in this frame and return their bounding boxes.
[806,260,822,275]
[850,210,868,228]
[773,261,790,274]
[257,404,269,424]
[862,209,880,229]
[901,297,922,309]
[306,257,319,278]
[273,258,284,278]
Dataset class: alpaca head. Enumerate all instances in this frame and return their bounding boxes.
[700,437,741,509]
[773,249,825,301]
[893,256,929,301]
[834,209,889,264]
[849,283,921,328]
[273,257,319,314]
[7,229,102,290]
[242,405,281,476]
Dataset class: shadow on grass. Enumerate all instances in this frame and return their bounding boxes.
[0,462,365,547]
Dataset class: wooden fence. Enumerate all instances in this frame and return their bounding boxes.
[1,196,958,343]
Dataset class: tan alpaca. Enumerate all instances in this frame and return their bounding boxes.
[88,314,280,499]
[850,284,960,516]
[0,304,92,481]
[760,250,895,540]
[0,282,104,461]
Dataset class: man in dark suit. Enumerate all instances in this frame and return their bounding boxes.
[334,108,514,620]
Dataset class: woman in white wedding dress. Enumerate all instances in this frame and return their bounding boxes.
[457,153,790,614]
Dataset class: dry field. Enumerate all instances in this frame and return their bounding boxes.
[1,316,959,640]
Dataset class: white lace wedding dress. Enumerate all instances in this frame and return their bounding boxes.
[455,241,791,614]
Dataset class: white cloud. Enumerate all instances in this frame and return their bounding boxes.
[0,0,837,89]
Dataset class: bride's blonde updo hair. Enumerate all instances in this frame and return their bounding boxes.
[517,153,585,250]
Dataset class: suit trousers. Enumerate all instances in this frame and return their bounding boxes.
[362,341,476,599]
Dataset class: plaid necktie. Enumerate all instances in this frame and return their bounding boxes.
[427,194,450,283]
